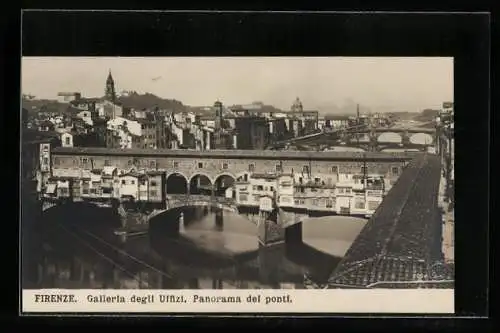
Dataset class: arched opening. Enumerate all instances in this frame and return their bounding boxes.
[189,174,213,195]
[409,133,434,146]
[377,132,402,144]
[214,174,236,197]
[166,173,188,194]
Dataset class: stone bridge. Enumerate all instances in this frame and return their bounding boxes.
[164,194,239,213]
[341,126,436,147]
[51,147,414,190]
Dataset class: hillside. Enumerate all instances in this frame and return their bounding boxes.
[22,98,71,114]
[117,92,188,112]
[387,111,420,121]
[21,92,190,114]
[413,109,439,122]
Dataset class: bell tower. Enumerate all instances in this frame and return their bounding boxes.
[105,70,116,102]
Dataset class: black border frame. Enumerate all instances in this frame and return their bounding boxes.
[5,8,491,328]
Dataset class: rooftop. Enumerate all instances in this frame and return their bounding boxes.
[328,153,443,287]
[51,147,418,162]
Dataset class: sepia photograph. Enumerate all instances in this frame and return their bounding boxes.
[21,56,455,312]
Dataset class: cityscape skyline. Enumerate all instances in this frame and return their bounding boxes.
[22,57,453,114]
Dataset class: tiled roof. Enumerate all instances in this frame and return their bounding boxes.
[328,154,443,287]
[52,146,417,162]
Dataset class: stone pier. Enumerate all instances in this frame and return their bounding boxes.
[257,202,286,247]
[115,200,153,237]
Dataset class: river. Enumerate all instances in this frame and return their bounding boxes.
[22,205,367,290]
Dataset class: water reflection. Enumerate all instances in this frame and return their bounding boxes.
[24,205,367,289]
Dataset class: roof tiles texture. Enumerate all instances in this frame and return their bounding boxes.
[51,147,417,162]
[328,154,442,287]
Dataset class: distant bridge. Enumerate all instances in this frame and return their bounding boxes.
[345,127,436,135]
[272,125,367,147]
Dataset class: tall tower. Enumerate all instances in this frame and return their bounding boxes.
[105,70,116,102]
[214,100,224,130]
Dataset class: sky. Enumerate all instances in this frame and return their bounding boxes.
[21,57,453,114]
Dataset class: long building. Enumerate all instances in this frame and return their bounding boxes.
[49,147,416,194]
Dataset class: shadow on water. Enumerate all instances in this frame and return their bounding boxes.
[285,242,342,284]
[149,206,260,270]
[25,203,351,289]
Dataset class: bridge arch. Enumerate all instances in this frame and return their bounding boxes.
[189,173,213,195]
[377,132,403,144]
[166,172,189,194]
[409,133,434,145]
[214,173,236,197]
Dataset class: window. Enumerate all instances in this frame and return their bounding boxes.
[326,199,333,208]
[270,186,274,192]
[331,166,338,173]
[314,177,320,183]
[43,157,49,165]
[150,160,156,168]
[150,181,157,187]
[361,166,367,175]
[150,190,158,197]
[222,163,228,170]
[391,167,399,175]
[252,186,257,191]
[302,165,309,174]
[198,162,203,169]
[128,160,133,166]
[355,199,365,209]
[173,161,179,168]
[81,158,88,164]
[131,180,135,185]
[257,185,264,191]
[104,159,111,166]
[312,199,319,206]
[275,164,282,172]
[239,194,248,202]
[248,164,255,172]
[121,180,126,185]
[65,137,71,145]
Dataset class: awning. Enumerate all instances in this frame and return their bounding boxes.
[46,183,57,194]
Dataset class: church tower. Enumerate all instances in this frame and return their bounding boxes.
[105,70,116,102]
